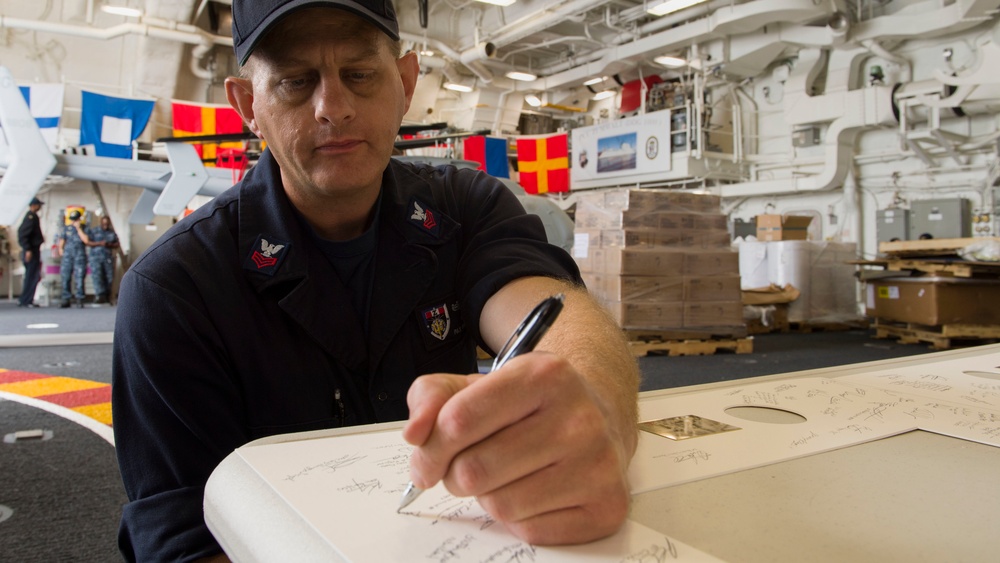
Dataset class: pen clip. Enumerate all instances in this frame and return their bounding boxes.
[491,293,564,372]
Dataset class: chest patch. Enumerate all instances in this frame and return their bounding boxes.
[415,299,464,351]
[421,303,451,341]
[243,234,290,276]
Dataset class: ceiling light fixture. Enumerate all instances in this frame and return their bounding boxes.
[654,56,688,68]
[646,0,708,17]
[583,77,606,86]
[475,0,516,6]
[444,82,474,93]
[101,4,143,17]
[505,71,538,82]
[525,94,542,107]
[592,90,616,101]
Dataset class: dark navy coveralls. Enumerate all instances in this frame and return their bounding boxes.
[111,149,580,562]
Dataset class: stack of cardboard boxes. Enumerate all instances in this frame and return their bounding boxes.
[572,188,743,332]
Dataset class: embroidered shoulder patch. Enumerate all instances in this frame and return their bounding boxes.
[243,234,290,276]
[408,197,441,237]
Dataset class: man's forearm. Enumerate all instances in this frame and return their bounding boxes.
[539,284,641,456]
[482,277,641,457]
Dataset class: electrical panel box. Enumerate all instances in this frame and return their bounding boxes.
[909,198,971,240]
[876,208,910,243]
[791,126,821,147]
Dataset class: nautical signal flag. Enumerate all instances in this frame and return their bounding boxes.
[0,83,64,152]
[79,90,155,159]
[171,100,245,168]
[516,133,569,194]
[462,135,509,178]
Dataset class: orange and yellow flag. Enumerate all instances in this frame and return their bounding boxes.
[171,101,244,168]
[516,134,569,194]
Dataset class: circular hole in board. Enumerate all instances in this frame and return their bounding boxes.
[724,406,808,424]
[963,370,1000,381]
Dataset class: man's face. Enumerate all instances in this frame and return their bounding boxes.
[101,217,111,229]
[227,9,416,205]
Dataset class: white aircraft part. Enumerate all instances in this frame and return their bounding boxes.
[154,142,210,217]
[0,66,57,225]
[128,188,161,226]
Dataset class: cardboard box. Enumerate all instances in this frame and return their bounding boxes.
[866,277,1000,326]
[685,275,742,302]
[684,301,745,327]
[600,300,684,328]
[578,247,686,275]
[582,273,684,303]
[576,188,721,215]
[756,214,812,241]
[684,251,739,277]
[574,228,729,250]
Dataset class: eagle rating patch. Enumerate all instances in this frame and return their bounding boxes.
[408,197,441,237]
[243,234,290,276]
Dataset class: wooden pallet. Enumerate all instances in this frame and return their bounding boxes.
[787,318,870,333]
[624,326,748,342]
[877,237,1000,257]
[873,320,1000,350]
[628,336,753,357]
[852,258,1000,279]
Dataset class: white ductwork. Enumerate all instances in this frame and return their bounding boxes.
[851,0,1000,42]
[459,42,496,65]
[720,47,897,198]
[537,0,831,91]
[0,15,230,47]
[401,32,494,84]
[0,14,231,83]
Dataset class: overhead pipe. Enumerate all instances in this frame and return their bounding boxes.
[400,32,494,83]
[0,14,231,82]
[0,15,230,46]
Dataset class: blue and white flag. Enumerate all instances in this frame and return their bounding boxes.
[0,83,64,153]
[80,90,155,159]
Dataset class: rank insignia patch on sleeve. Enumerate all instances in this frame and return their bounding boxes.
[408,198,441,237]
[243,234,290,276]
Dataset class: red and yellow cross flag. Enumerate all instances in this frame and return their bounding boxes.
[171,100,245,167]
[516,133,569,194]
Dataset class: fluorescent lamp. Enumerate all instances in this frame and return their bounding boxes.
[655,56,687,68]
[583,77,606,86]
[475,0,516,6]
[592,90,616,101]
[505,71,538,82]
[419,50,435,57]
[647,0,707,17]
[525,94,542,107]
[101,5,143,17]
[444,82,474,93]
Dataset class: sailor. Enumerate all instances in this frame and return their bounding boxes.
[58,210,90,308]
[17,197,45,308]
[86,215,119,304]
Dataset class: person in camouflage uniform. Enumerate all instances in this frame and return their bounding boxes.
[58,210,90,308]
[86,215,119,304]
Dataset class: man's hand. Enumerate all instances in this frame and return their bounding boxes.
[24,250,32,262]
[402,352,632,545]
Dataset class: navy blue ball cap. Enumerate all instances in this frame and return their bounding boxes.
[232,0,399,66]
[29,197,44,206]
[69,210,81,220]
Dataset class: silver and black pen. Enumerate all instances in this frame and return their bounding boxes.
[397,292,566,512]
